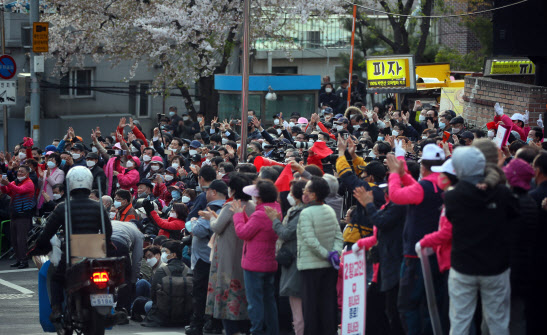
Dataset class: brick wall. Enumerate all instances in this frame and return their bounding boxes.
[462,76,547,128]
[438,1,485,54]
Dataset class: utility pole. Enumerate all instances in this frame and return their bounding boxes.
[29,0,40,147]
[1,4,7,153]
[239,0,250,162]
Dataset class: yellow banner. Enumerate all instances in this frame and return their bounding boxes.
[440,87,465,115]
[490,60,535,75]
[366,58,410,88]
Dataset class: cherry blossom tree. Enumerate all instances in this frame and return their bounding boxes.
[37,0,344,116]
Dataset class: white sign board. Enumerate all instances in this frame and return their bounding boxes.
[342,250,367,335]
[0,81,17,105]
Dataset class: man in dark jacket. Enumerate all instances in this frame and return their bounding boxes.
[143,240,190,327]
[86,152,107,192]
[350,74,367,105]
[29,166,113,322]
[445,147,519,335]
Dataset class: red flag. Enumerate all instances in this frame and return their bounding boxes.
[275,164,294,192]
[253,156,285,171]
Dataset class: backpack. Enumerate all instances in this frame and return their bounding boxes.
[155,265,193,326]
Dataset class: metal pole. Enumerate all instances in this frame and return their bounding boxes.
[239,0,250,162]
[346,5,357,108]
[1,5,7,153]
[29,0,40,148]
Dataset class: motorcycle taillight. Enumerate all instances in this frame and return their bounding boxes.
[91,271,109,289]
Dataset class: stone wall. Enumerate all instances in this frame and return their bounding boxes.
[462,76,547,128]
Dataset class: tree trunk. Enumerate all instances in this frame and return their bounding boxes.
[415,0,434,63]
[177,84,197,116]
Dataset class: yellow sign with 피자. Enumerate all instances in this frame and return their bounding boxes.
[366,58,410,88]
[490,60,535,75]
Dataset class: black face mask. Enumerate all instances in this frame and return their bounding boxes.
[459,139,467,146]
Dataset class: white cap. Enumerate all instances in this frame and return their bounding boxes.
[510,113,525,122]
[243,185,259,197]
[431,158,455,175]
[419,144,446,162]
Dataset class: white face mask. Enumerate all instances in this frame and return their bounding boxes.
[182,195,191,203]
[487,130,494,139]
[452,127,461,134]
[169,111,176,117]
[368,151,377,158]
[189,149,198,156]
[276,129,282,135]
[47,161,56,169]
[142,155,151,162]
[71,153,81,160]
[392,130,399,137]
[17,176,26,181]
[222,138,228,144]
[52,193,62,201]
[287,193,296,206]
[161,252,170,264]
[289,122,295,127]
[114,201,122,208]
[146,257,158,268]
[422,135,428,140]
[171,163,179,169]
[92,147,98,153]
[164,175,174,182]
[169,212,177,218]
[325,87,333,93]
[151,165,160,171]
[197,117,203,122]
[336,125,343,131]
[86,160,96,168]
[274,119,280,125]
[218,172,225,178]
[126,161,134,168]
[419,115,426,122]
[109,212,116,219]
[18,152,26,160]
[183,116,189,121]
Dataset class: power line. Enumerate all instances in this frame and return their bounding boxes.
[342,0,528,19]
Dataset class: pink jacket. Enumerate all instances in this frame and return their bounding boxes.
[419,206,452,273]
[494,114,530,141]
[115,165,140,193]
[388,169,440,205]
[234,202,281,273]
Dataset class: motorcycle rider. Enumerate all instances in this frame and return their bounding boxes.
[29,166,114,323]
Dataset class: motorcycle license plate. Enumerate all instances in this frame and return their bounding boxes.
[90,294,114,307]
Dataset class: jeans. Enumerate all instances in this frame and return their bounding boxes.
[301,268,338,335]
[243,270,279,335]
[448,268,511,335]
[135,279,151,298]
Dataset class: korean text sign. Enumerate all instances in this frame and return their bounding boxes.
[365,55,416,93]
[342,250,366,335]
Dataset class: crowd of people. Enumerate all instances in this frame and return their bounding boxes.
[0,86,546,335]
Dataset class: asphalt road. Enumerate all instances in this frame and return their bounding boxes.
[0,259,187,335]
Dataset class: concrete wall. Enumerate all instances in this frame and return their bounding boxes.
[462,76,547,127]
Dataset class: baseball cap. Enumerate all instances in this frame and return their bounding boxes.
[208,180,229,196]
[72,143,85,152]
[460,131,474,140]
[334,113,344,120]
[86,152,99,160]
[336,117,349,124]
[190,154,202,162]
[323,107,334,115]
[510,113,525,122]
[190,140,201,148]
[431,158,456,175]
[419,144,446,162]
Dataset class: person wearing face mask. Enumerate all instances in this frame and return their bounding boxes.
[187,165,217,220]
[66,143,87,170]
[319,83,340,111]
[160,182,184,219]
[0,165,35,269]
[113,156,141,195]
[141,240,190,327]
[449,116,465,136]
[266,180,307,335]
[139,147,156,179]
[145,199,188,238]
[134,178,158,206]
[114,189,137,222]
[131,244,163,321]
[168,106,183,127]
[146,156,165,180]
[177,111,199,140]
[37,152,65,211]
[85,152,107,193]
[39,183,66,217]
[153,166,179,205]
[204,174,255,335]
[334,117,350,133]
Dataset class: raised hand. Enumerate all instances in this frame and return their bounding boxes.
[127,132,137,143]
[252,116,261,129]
[265,206,281,222]
[386,153,404,176]
[119,117,127,129]
[337,134,347,154]
[91,129,97,142]
[494,102,503,116]
[347,137,356,157]
[129,117,134,129]
[353,187,373,207]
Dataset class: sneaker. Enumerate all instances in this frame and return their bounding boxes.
[203,319,223,334]
[10,261,21,268]
[186,325,204,335]
[18,262,29,269]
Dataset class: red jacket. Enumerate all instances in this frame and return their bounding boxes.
[419,206,452,273]
[150,211,185,238]
[494,114,530,141]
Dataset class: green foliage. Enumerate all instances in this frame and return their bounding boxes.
[435,47,486,72]
[463,16,493,55]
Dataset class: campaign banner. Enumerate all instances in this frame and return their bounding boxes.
[342,250,366,335]
[365,54,416,93]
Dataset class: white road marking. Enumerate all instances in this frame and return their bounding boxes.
[0,278,34,294]
[0,268,37,274]
[0,293,33,299]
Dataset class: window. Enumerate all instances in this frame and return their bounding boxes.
[272,66,298,74]
[135,83,152,118]
[59,69,94,98]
